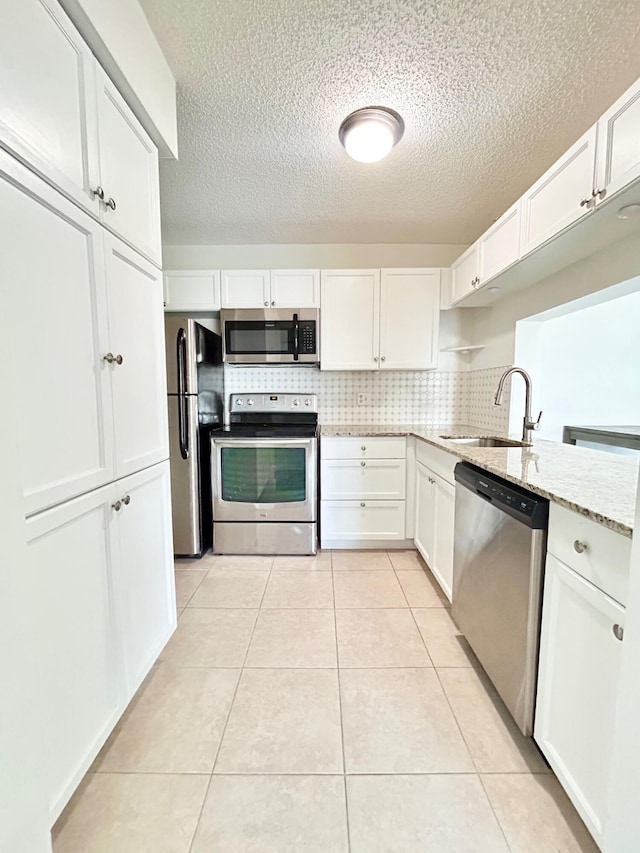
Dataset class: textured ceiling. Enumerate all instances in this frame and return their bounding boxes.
[139,0,640,246]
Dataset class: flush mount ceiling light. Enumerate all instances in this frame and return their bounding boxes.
[338,107,404,163]
[617,203,640,219]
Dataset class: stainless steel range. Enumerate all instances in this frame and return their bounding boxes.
[211,393,318,555]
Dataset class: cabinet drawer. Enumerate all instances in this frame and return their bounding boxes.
[321,500,406,540]
[415,439,457,485]
[548,503,631,605]
[321,459,406,500]
[321,436,406,460]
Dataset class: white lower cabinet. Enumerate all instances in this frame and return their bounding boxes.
[413,459,455,601]
[25,461,175,823]
[321,500,406,541]
[535,553,625,847]
[320,436,408,547]
[112,462,175,698]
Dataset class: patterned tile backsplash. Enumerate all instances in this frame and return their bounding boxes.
[223,364,512,431]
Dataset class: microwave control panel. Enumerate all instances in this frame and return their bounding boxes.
[299,321,316,354]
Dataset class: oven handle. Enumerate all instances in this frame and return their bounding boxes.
[212,438,316,448]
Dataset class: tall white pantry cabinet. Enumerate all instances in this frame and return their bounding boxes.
[0,0,174,832]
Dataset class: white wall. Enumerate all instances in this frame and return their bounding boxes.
[59,0,178,158]
[514,287,640,442]
[163,242,467,270]
[468,232,640,369]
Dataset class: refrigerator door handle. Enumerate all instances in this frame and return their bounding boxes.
[177,328,189,459]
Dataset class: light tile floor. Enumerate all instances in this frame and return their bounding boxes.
[52,550,598,853]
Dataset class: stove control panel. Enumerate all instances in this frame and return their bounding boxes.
[230,393,318,414]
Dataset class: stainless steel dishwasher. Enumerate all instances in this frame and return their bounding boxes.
[452,462,549,736]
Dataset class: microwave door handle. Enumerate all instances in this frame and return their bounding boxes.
[293,313,299,361]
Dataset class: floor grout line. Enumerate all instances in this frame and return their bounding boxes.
[185,553,275,853]
[331,557,352,853]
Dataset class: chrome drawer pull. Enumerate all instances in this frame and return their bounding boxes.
[360,502,366,507]
[112,500,122,512]
[361,446,366,451]
[122,495,131,506]
[573,539,588,554]
[613,624,624,641]
[361,461,366,467]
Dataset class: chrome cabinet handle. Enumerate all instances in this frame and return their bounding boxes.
[579,197,592,207]
[103,352,123,365]
[106,197,116,210]
[361,461,366,467]
[573,539,588,554]
[592,187,606,200]
[381,356,386,361]
[271,301,276,306]
[374,356,379,362]
[112,500,122,512]
[361,446,366,451]
[92,185,105,200]
[613,624,624,641]
[122,495,131,506]
[360,502,366,507]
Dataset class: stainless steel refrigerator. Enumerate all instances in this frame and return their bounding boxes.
[165,317,224,557]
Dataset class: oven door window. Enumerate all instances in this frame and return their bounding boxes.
[225,321,294,355]
[220,446,306,503]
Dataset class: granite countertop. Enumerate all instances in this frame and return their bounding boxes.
[320,424,639,537]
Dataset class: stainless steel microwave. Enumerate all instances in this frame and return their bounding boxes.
[221,309,319,364]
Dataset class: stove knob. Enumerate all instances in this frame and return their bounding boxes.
[292,399,300,407]
[235,398,243,407]
[247,398,254,406]
[304,398,311,406]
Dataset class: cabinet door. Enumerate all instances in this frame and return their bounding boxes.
[26,484,122,822]
[0,152,114,515]
[432,475,455,601]
[520,126,597,257]
[478,201,521,283]
[270,269,320,308]
[320,500,406,541]
[414,462,435,568]
[105,235,169,479]
[113,461,175,699]
[0,0,100,216]
[450,244,479,304]
[321,459,406,500]
[95,67,161,266]
[596,77,640,205]
[221,270,271,308]
[164,269,221,312]
[320,270,380,370]
[535,554,624,846]
[380,269,440,370]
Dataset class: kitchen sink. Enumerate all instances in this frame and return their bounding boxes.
[439,435,531,448]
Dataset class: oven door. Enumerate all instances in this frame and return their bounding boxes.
[211,437,317,522]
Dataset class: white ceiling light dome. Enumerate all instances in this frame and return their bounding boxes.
[338,107,405,164]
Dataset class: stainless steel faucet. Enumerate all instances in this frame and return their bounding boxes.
[494,367,542,444]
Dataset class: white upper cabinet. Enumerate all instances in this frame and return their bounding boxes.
[320,270,380,370]
[0,0,100,216]
[379,269,440,370]
[112,461,175,698]
[95,67,161,267]
[105,235,169,479]
[596,77,640,205]
[450,243,479,304]
[478,201,521,282]
[164,270,221,312]
[221,270,271,308]
[220,269,320,308]
[270,269,320,308]
[520,125,597,257]
[0,152,114,516]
